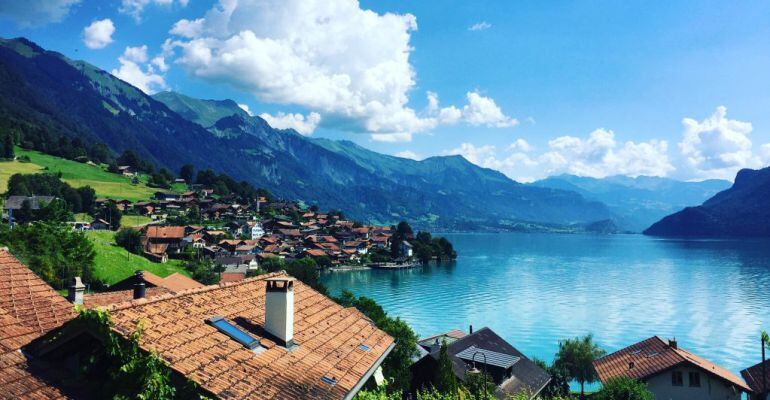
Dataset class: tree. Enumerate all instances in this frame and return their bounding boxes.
[116,228,143,254]
[596,377,653,400]
[0,222,95,288]
[1,132,14,159]
[433,340,458,395]
[533,358,570,398]
[554,334,606,397]
[179,164,194,183]
[96,202,122,230]
[286,257,323,292]
[261,256,286,273]
[186,259,220,285]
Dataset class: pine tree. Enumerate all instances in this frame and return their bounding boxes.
[2,132,14,159]
[433,340,457,395]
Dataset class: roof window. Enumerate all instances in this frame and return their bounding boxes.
[207,316,260,349]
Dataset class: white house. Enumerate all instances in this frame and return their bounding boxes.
[249,221,265,240]
[594,336,751,400]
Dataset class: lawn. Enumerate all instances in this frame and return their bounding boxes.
[13,148,159,201]
[0,159,43,193]
[86,230,189,285]
[120,215,153,228]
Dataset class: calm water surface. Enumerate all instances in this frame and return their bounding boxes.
[321,233,770,375]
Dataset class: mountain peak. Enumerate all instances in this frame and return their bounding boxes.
[152,91,249,128]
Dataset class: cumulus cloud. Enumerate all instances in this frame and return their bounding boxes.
[82,18,115,49]
[0,0,80,26]
[259,111,321,136]
[678,106,766,180]
[120,0,188,22]
[112,45,167,94]
[166,0,516,142]
[468,21,492,31]
[445,130,674,182]
[394,150,420,160]
[237,103,254,116]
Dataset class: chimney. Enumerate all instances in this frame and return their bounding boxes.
[68,277,85,305]
[669,338,678,349]
[265,277,295,347]
[133,270,146,299]
[628,361,635,370]
[469,325,473,334]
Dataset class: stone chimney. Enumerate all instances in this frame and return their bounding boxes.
[265,277,296,347]
[133,270,146,300]
[67,277,85,305]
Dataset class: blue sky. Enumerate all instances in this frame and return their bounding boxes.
[2,0,770,181]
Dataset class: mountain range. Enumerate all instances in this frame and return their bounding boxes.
[0,37,745,232]
[644,166,770,237]
[532,175,730,232]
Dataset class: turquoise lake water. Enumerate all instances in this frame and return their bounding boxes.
[321,233,770,377]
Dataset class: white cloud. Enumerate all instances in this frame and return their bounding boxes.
[82,18,115,49]
[169,18,205,38]
[444,130,674,182]
[259,111,321,135]
[468,21,492,31]
[166,0,516,142]
[462,92,518,128]
[678,106,765,180]
[151,56,169,72]
[237,103,253,116]
[0,0,80,26]
[112,46,167,94]
[123,45,149,63]
[394,150,420,160]
[120,0,188,22]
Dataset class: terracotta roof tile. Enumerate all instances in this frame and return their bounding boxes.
[593,336,750,392]
[83,286,173,308]
[103,272,394,399]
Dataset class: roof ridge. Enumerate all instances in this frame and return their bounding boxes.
[106,271,288,312]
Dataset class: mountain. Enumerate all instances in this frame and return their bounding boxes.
[644,166,770,237]
[533,174,730,232]
[0,37,613,230]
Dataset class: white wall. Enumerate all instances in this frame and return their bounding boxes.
[645,366,742,400]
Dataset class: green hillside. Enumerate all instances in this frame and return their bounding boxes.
[1,148,158,201]
[86,230,189,284]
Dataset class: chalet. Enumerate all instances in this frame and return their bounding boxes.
[154,191,181,201]
[372,235,391,249]
[278,228,302,239]
[114,199,133,211]
[91,218,112,230]
[133,201,155,215]
[144,225,186,254]
[411,327,551,398]
[351,227,370,239]
[3,195,55,219]
[107,270,203,294]
[184,233,206,248]
[5,251,395,399]
[593,336,751,400]
[742,359,770,400]
[117,165,135,176]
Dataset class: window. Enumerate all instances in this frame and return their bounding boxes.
[207,316,260,349]
[672,371,683,386]
[689,372,701,387]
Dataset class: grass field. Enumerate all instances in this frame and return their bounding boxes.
[120,215,153,227]
[86,230,189,285]
[6,148,159,201]
[0,159,43,193]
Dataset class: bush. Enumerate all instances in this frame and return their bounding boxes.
[115,228,143,254]
[596,377,653,400]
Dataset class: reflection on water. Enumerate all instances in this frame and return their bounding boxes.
[321,233,770,375]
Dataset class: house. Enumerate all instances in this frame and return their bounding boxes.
[593,336,751,400]
[741,359,770,400]
[3,248,395,399]
[410,327,551,399]
[0,248,76,398]
[117,165,135,176]
[249,220,265,240]
[107,270,203,294]
[3,195,55,221]
[399,240,414,258]
[90,218,112,230]
[144,225,187,254]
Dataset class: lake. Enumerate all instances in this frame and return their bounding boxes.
[321,232,770,378]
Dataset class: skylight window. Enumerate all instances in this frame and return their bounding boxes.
[321,376,337,386]
[207,316,260,349]
[359,344,371,352]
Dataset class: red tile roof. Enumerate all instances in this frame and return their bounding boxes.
[83,287,173,308]
[102,272,394,399]
[144,225,186,239]
[593,336,750,392]
[0,249,75,399]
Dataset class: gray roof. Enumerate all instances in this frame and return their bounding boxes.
[456,345,520,369]
[3,196,56,210]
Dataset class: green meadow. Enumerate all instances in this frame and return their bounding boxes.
[86,230,189,285]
